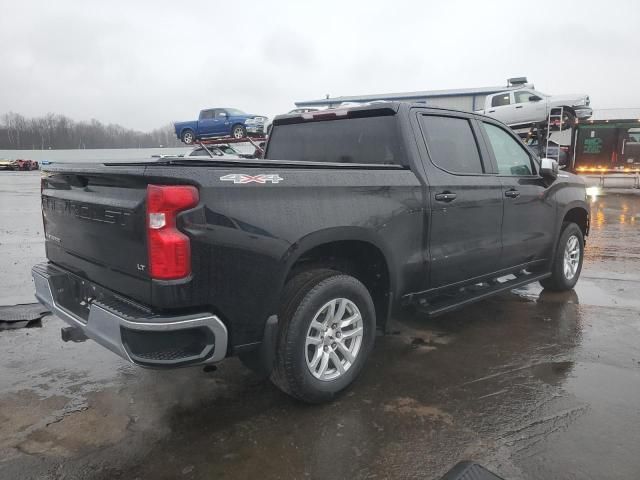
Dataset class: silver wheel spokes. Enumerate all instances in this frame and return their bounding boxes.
[234,128,243,138]
[563,235,580,280]
[305,298,363,381]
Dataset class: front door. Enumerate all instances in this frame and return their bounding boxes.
[512,90,547,125]
[479,121,556,270]
[212,109,229,135]
[619,126,640,169]
[416,112,504,288]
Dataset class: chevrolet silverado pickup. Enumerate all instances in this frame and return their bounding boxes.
[174,108,267,144]
[479,88,592,128]
[32,103,589,403]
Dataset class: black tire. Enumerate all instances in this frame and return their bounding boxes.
[550,108,575,130]
[181,129,195,145]
[540,222,584,291]
[562,109,576,129]
[270,269,376,403]
[231,124,246,139]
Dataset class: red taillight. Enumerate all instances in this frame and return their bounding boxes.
[146,185,199,280]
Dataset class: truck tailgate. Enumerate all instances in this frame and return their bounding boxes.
[42,166,152,305]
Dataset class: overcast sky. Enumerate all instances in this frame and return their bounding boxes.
[1,0,638,131]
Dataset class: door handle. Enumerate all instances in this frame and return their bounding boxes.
[435,192,457,202]
[505,189,520,198]
[488,110,495,113]
[515,105,523,109]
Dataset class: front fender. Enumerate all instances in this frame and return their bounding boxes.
[559,199,590,232]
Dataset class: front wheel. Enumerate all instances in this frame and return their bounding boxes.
[232,124,246,139]
[540,222,584,291]
[270,269,376,403]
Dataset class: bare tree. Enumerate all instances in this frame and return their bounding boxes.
[0,113,182,149]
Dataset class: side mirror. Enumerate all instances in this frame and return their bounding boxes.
[219,112,227,118]
[540,158,559,179]
[529,95,542,102]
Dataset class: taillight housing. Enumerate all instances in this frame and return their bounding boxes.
[146,185,199,280]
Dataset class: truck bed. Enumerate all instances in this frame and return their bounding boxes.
[40,158,422,348]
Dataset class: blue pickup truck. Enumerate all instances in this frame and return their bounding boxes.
[174,108,268,144]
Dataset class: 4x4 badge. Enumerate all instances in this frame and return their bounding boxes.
[220,174,283,184]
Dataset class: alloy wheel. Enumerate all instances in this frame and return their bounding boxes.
[305,298,364,381]
[563,235,580,280]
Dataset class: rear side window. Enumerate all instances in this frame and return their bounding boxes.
[266,116,403,165]
[491,94,511,107]
[420,115,484,174]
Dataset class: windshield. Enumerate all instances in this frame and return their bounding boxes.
[225,108,247,116]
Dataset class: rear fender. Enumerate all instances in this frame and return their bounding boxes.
[177,123,197,138]
[279,226,398,301]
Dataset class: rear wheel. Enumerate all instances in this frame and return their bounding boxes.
[181,129,195,145]
[562,109,576,128]
[271,269,376,403]
[540,222,584,291]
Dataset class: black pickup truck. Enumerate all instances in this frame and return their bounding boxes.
[32,103,589,403]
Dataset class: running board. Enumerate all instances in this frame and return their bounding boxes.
[415,272,551,317]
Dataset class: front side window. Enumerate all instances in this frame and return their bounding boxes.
[225,108,247,116]
[491,94,511,107]
[514,90,535,104]
[626,128,640,142]
[482,122,534,176]
[420,115,484,174]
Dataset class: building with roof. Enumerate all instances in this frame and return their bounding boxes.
[295,77,532,112]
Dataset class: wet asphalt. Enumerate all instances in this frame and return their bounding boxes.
[1,171,640,480]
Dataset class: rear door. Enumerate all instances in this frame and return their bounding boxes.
[414,111,504,288]
[479,120,556,270]
[198,109,217,135]
[484,92,516,125]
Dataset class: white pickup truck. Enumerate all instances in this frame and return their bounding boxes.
[479,88,592,128]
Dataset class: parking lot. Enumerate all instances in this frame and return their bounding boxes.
[1,171,640,480]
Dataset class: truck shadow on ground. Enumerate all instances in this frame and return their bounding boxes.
[110,289,583,479]
[0,288,585,480]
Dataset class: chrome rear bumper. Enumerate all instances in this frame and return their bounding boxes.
[32,263,228,367]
